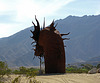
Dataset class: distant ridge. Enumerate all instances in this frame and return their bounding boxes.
[0,14,100,67]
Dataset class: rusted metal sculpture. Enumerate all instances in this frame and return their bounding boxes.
[30,16,70,73]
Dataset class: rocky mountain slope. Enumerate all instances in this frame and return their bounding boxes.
[56,15,100,64]
[0,15,100,67]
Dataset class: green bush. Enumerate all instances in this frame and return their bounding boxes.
[81,64,93,70]
[0,61,40,83]
[66,66,88,73]
[19,66,28,74]
[13,67,39,77]
[0,61,11,77]
[97,63,100,68]
[12,70,21,74]
[26,68,39,77]
[0,61,12,83]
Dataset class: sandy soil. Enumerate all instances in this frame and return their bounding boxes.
[2,73,100,83]
[36,73,100,83]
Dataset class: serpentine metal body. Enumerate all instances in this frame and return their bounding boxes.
[30,16,70,73]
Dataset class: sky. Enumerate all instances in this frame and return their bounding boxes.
[0,0,100,38]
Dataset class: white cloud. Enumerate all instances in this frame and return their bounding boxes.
[0,23,26,38]
[1,0,100,38]
[15,0,75,23]
[0,0,75,38]
[0,0,75,23]
[95,4,100,15]
[0,24,15,37]
[0,0,17,13]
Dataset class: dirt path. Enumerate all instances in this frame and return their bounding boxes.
[36,73,100,83]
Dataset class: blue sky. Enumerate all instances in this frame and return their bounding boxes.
[0,0,100,38]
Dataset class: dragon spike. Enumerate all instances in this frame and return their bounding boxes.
[50,20,56,31]
[61,32,70,36]
[31,16,41,42]
[31,41,36,45]
[30,36,33,39]
[33,48,36,51]
[30,30,33,33]
[33,56,35,60]
[41,26,43,30]
[50,20,54,27]
[35,15,40,29]
[32,21,36,27]
[62,38,70,40]
[43,17,45,29]
[31,48,36,51]
[32,45,36,47]
[66,32,70,35]
[55,23,58,28]
[64,46,66,47]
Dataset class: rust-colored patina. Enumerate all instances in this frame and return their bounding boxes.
[30,16,70,73]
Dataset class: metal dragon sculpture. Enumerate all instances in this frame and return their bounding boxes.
[30,16,70,73]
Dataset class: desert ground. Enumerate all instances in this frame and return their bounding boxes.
[36,73,100,83]
[3,73,100,83]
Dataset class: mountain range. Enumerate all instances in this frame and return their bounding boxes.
[0,14,100,67]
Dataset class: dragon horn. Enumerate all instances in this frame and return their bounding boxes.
[32,21,36,26]
[55,23,58,28]
[61,32,70,36]
[43,17,45,29]
[62,38,70,40]
[35,15,40,29]
[50,20,54,27]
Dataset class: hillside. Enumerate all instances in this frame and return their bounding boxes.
[0,27,40,67]
[0,15,100,67]
[84,56,100,65]
[56,15,100,64]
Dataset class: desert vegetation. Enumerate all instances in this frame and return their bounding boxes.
[66,63,100,73]
[0,61,100,83]
[0,61,40,83]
